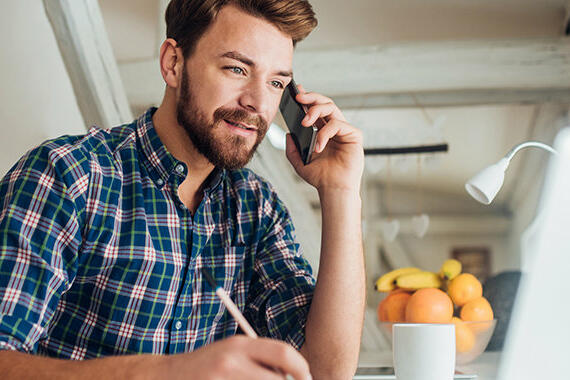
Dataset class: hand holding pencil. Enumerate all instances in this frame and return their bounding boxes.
[198,268,312,380]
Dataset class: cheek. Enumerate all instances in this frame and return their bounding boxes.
[201,81,242,113]
[185,64,236,111]
[186,81,225,117]
[266,96,282,122]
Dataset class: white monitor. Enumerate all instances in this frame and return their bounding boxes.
[497,126,570,379]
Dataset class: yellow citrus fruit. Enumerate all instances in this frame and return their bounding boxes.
[405,288,454,323]
[447,273,482,307]
[452,317,476,353]
[377,290,412,323]
[460,296,494,332]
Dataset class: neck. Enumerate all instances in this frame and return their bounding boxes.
[152,97,215,212]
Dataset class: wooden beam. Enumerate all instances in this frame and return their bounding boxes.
[120,37,570,109]
[293,38,570,96]
[43,0,132,129]
[333,89,570,109]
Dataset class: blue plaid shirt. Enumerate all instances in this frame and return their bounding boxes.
[0,108,315,359]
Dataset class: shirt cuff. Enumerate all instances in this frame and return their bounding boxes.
[0,315,43,353]
[0,336,28,353]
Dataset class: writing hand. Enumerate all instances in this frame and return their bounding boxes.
[164,336,311,380]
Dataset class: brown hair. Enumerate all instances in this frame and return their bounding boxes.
[165,0,317,58]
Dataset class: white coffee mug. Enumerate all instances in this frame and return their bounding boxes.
[392,323,456,380]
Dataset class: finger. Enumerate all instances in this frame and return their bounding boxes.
[293,86,346,123]
[298,98,345,124]
[247,338,311,380]
[296,90,333,105]
[245,363,286,380]
[314,120,363,153]
[302,102,342,127]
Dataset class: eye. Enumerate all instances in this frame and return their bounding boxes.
[270,80,284,89]
[226,66,245,75]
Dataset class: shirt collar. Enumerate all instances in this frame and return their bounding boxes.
[136,107,225,192]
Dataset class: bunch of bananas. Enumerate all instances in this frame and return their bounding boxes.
[374,259,462,292]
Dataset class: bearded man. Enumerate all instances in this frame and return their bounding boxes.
[0,1,365,379]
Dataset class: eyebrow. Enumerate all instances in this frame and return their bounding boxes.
[220,51,293,78]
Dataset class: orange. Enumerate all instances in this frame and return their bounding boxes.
[405,288,453,323]
[452,317,475,353]
[460,296,494,332]
[377,290,412,322]
[447,273,482,307]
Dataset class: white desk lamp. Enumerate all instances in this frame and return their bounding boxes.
[465,141,558,205]
[465,140,559,271]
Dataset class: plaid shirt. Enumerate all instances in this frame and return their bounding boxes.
[0,108,315,359]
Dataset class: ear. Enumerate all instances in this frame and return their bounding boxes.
[159,38,184,88]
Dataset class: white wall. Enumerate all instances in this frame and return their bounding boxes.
[505,104,570,270]
[400,234,510,275]
[0,0,86,176]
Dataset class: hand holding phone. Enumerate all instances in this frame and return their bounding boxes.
[279,79,318,165]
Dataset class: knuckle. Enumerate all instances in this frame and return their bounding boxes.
[279,344,299,364]
[226,335,246,349]
[218,352,237,373]
[355,128,363,138]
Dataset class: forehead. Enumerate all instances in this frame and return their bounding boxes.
[194,4,294,72]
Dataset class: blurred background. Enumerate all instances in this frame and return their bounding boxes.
[1,0,569,355]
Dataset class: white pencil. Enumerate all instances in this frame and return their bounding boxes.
[201,268,258,338]
[201,268,293,379]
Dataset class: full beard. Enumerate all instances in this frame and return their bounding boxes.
[176,66,268,170]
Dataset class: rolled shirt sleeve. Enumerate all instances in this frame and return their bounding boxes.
[244,190,316,350]
[0,141,86,353]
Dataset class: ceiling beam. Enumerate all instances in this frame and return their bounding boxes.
[294,38,570,94]
[296,37,570,108]
[119,37,570,110]
[332,89,570,109]
[43,0,132,129]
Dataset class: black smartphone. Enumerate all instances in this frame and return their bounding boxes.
[279,78,318,165]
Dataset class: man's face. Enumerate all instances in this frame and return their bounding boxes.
[176,5,294,170]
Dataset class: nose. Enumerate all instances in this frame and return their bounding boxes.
[238,79,271,116]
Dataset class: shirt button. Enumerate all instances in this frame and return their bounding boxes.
[175,164,185,175]
[156,178,164,186]
[175,321,183,330]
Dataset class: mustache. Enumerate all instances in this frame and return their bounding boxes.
[214,108,268,133]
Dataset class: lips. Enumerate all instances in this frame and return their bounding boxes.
[224,119,256,131]
[214,107,267,136]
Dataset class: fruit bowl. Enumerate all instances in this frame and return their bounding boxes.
[377,319,497,365]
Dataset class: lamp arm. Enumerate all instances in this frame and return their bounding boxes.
[505,141,558,162]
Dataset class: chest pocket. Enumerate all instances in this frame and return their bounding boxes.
[194,246,248,325]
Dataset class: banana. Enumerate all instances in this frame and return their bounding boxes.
[374,267,421,292]
[395,271,442,290]
[439,259,462,281]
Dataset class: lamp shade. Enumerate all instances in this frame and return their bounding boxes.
[465,158,509,205]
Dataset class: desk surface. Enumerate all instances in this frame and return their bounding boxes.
[358,351,502,380]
